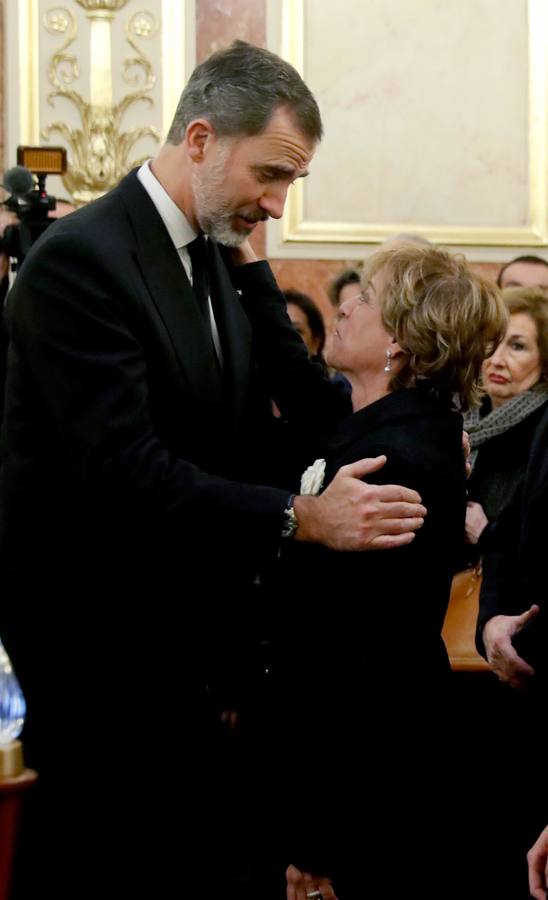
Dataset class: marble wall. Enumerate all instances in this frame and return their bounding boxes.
[195,0,502,318]
[0,0,4,168]
[0,0,516,320]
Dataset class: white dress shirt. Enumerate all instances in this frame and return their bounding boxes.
[137,161,223,362]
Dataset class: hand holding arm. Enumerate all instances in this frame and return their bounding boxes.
[482,605,539,689]
[293,455,426,551]
[464,500,488,544]
[528,825,548,900]
[286,865,337,900]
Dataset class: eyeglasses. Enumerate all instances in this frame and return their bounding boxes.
[341,291,371,308]
[341,292,366,305]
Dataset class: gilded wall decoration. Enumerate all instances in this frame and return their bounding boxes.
[41,1,160,203]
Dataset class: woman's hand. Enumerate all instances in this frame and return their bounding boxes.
[229,239,259,266]
[464,500,488,544]
[286,865,337,900]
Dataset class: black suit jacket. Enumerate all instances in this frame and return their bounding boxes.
[0,177,352,896]
[0,172,350,746]
[477,404,548,681]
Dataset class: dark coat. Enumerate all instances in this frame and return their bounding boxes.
[0,172,347,691]
[0,173,348,898]
[271,385,466,708]
[459,397,548,570]
[252,386,466,887]
[467,397,547,522]
[201,261,472,893]
[477,403,548,682]
[473,402,548,900]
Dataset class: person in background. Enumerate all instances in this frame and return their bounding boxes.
[529,825,548,900]
[463,287,548,564]
[497,254,548,289]
[327,266,361,310]
[474,399,547,899]
[0,210,16,425]
[477,400,547,685]
[283,288,326,362]
[0,200,75,425]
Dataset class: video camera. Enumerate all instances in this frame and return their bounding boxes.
[1,146,67,270]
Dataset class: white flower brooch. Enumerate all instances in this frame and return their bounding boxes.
[299,458,326,496]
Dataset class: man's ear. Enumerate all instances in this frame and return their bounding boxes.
[186,119,215,161]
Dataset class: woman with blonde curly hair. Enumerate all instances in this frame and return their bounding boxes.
[231,242,507,899]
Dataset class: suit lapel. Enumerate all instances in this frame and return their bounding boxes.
[116,171,225,415]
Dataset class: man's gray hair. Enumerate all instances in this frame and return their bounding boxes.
[167,40,323,144]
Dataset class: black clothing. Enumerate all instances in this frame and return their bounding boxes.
[235,263,470,893]
[460,395,547,569]
[271,387,465,885]
[477,403,548,682]
[472,405,548,898]
[0,173,348,899]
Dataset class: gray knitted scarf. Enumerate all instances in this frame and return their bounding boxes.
[464,386,548,471]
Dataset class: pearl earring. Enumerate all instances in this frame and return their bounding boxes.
[384,350,392,373]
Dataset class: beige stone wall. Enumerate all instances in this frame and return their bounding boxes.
[0,0,4,169]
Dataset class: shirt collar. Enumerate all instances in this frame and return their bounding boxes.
[137,160,197,251]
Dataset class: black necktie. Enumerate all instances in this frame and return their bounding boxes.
[187,235,210,323]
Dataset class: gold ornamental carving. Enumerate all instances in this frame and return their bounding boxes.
[75,1,129,10]
[41,3,161,204]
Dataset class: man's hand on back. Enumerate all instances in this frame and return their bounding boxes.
[294,455,426,551]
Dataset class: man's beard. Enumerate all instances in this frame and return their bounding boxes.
[192,150,266,246]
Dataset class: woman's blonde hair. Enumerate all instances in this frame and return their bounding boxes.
[501,286,548,382]
[362,245,508,409]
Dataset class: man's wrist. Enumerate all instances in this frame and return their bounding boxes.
[291,494,323,543]
[281,493,298,540]
[279,494,326,544]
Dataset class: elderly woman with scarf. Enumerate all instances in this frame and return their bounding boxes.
[462,287,548,565]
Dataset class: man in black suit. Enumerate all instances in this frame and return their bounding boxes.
[474,404,547,898]
[0,42,426,899]
[477,402,547,687]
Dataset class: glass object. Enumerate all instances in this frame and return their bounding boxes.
[0,639,26,744]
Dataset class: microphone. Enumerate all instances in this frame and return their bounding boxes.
[2,165,35,196]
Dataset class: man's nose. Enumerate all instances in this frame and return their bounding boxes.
[259,183,289,220]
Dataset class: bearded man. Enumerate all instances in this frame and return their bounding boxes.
[0,41,425,899]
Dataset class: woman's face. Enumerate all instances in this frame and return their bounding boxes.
[326,267,393,375]
[482,312,542,408]
[286,302,322,357]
